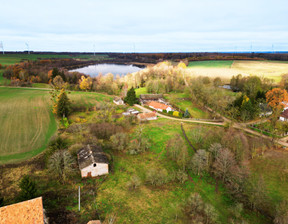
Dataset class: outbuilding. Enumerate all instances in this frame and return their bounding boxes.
[148,101,173,112]
[137,112,157,121]
[113,97,124,105]
[77,145,109,178]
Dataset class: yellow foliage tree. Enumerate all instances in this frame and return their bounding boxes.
[173,111,180,117]
[177,62,187,69]
[79,76,92,91]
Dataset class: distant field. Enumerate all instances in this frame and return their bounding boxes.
[0,53,110,65]
[187,60,288,83]
[0,87,113,164]
[188,60,234,68]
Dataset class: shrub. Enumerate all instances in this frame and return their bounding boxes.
[146,168,169,186]
[90,123,123,139]
[163,109,167,113]
[126,175,141,190]
[110,132,129,151]
[173,111,180,117]
[18,175,37,201]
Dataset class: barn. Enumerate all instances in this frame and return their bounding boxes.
[77,145,109,178]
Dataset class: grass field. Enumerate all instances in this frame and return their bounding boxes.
[0,87,113,164]
[249,150,288,207]
[0,53,110,66]
[187,60,288,83]
[188,60,234,68]
[0,87,56,164]
[93,119,267,223]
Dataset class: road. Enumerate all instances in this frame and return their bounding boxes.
[134,104,288,148]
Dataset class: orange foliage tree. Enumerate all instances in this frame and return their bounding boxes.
[266,88,288,111]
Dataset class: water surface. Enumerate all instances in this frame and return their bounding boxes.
[70,63,143,77]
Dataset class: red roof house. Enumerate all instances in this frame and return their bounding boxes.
[0,197,46,224]
[148,101,173,112]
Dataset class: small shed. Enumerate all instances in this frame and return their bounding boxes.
[77,145,109,178]
[113,97,124,105]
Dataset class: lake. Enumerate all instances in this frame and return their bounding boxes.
[70,63,143,77]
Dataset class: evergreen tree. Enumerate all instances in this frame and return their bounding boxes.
[124,87,139,106]
[19,175,37,200]
[184,108,190,118]
[54,89,71,118]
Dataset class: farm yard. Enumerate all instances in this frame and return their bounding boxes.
[187,60,288,83]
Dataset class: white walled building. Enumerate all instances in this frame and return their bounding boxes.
[77,145,109,178]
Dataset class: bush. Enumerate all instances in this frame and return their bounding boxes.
[163,109,167,113]
[146,168,169,186]
[168,111,174,116]
[18,175,37,201]
[90,123,123,139]
[173,111,180,117]
[126,175,141,190]
[110,132,129,151]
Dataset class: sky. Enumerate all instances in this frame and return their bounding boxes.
[1,0,288,52]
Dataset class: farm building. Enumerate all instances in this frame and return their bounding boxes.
[122,108,139,116]
[137,112,157,121]
[77,145,109,178]
[279,109,288,121]
[113,97,124,105]
[148,101,173,112]
[0,197,47,224]
[139,94,164,104]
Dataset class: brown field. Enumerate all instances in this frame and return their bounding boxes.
[187,60,288,83]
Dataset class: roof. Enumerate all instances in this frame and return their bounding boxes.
[281,109,288,119]
[0,197,44,224]
[137,112,157,120]
[113,97,123,102]
[139,94,163,100]
[78,145,109,170]
[87,221,101,224]
[148,101,170,110]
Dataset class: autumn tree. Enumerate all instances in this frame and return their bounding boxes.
[190,149,209,175]
[79,75,92,91]
[266,88,288,111]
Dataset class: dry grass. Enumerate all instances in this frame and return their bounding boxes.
[186,60,288,83]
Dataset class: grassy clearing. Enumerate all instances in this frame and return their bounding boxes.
[0,54,110,66]
[164,92,211,119]
[188,60,234,68]
[249,150,288,206]
[135,87,148,97]
[186,60,288,83]
[94,119,267,224]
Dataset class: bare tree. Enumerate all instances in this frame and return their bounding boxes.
[190,149,209,176]
[48,150,75,183]
[212,148,236,182]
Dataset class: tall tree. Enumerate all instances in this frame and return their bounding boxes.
[124,87,138,106]
[266,88,288,111]
[53,88,71,118]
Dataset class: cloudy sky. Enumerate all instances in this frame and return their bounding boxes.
[1,0,288,52]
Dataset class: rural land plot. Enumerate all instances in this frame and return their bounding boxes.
[0,88,57,164]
